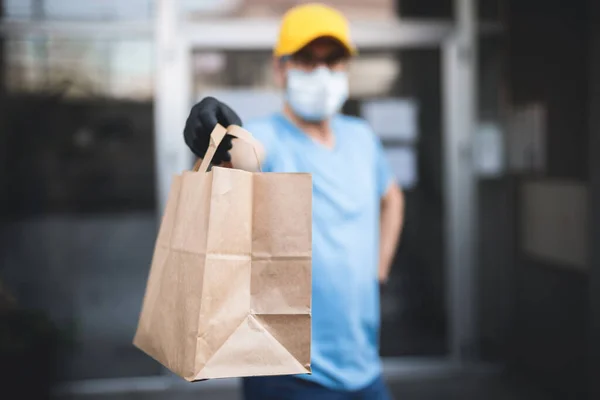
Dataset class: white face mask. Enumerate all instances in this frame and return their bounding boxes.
[285,67,349,122]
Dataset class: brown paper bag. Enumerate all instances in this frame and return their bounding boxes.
[133,124,312,381]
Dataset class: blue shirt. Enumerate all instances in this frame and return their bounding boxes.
[245,113,394,391]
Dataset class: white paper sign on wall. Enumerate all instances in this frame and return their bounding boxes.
[362,98,419,142]
[520,180,589,271]
[385,147,418,189]
[474,122,505,178]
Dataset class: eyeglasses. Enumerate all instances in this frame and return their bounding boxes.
[284,49,349,69]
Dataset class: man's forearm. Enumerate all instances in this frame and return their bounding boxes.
[379,184,404,282]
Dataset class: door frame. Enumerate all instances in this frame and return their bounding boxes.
[153,6,489,370]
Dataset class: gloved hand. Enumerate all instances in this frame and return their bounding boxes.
[183,97,242,164]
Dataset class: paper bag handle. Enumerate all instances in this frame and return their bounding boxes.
[193,124,262,173]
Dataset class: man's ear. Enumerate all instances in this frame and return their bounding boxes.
[272,56,286,88]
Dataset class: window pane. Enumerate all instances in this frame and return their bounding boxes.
[3,0,154,21]
[6,37,153,100]
[1,37,160,380]
[3,0,34,19]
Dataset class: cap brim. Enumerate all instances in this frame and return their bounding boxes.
[276,31,357,57]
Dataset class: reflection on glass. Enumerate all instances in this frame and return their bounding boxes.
[6,37,153,100]
[3,0,154,21]
[1,36,159,380]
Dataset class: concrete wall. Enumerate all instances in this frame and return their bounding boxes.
[504,0,591,398]
[0,0,6,217]
[587,0,600,398]
[400,6,597,399]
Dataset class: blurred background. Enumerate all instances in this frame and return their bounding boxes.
[1,0,599,399]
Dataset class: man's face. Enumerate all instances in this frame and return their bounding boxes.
[275,37,350,85]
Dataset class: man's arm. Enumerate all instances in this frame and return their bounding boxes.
[379,182,404,283]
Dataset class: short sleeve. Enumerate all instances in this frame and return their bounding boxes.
[373,135,395,198]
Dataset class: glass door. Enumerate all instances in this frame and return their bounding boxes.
[190,48,450,358]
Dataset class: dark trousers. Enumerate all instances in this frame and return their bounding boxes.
[242,374,393,400]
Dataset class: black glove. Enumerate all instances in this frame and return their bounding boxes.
[183,97,242,164]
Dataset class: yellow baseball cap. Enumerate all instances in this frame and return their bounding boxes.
[274,3,357,57]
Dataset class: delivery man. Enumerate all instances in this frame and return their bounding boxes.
[183,3,404,399]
